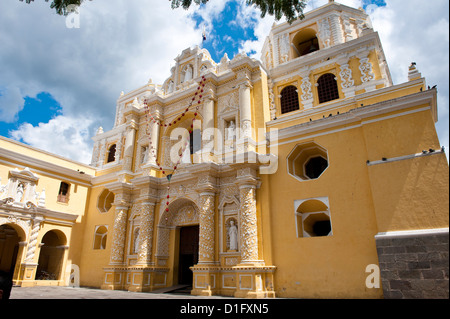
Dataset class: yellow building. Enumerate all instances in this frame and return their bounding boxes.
[0,1,448,299]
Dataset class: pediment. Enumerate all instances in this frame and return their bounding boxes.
[9,167,39,182]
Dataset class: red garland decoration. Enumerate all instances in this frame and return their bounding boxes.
[143,76,206,214]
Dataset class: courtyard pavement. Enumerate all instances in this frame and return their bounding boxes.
[9,285,231,299]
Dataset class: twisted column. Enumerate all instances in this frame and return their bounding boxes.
[25,217,43,262]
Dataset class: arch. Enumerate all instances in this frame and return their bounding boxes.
[159,197,200,228]
[0,220,27,241]
[36,229,67,280]
[280,85,300,114]
[294,197,333,238]
[292,28,320,59]
[156,197,200,259]
[317,73,340,104]
[106,144,116,163]
[93,225,108,250]
[0,224,22,275]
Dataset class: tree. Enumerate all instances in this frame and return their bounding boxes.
[19,0,88,16]
[20,0,307,23]
[171,0,307,24]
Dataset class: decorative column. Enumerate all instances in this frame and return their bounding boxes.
[233,167,276,298]
[238,80,253,139]
[137,201,156,265]
[198,191,216,265]
[21,216,43,286]
[201,94,215,162]
[123,119,138,171]
[191,176,217,297]
[109,205,129,265]
[238,184,259,264]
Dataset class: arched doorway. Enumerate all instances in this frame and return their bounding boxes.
[156,198,200,287]
[0,225,21,278]
[36,230,66,281]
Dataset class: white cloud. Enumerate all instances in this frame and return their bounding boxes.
[0,0,203,164]
[0,86,25,123]
[369,0,449,152]
[1,0,448,164]
[10,115,94,164]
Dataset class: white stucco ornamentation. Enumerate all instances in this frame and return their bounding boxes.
[359,57,375,83]
[239,185,258,263]
[137,202,155,265]
[339,63,355,89]
[110,207,128,264]
[198,193,215,264]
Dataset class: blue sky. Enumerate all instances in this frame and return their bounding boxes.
[0,91,62,137]
[0,0,448,164]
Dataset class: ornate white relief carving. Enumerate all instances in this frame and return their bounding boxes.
[218,91,238,115]
[110,207,128,264]
[359,57,375,83]
[342,14,354,42]
[198,193,215,264]
[24,217,40,262]
[278,33,290,64]
[239,186,258,263]
[318,18,331,48]
[300,76,314,101]
[339,63,355,89]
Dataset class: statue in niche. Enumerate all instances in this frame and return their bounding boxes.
[184,65,193,82]
[226,120,236,141]
[133,227,140,254]
[15,182,24,202]
[141,146,149,164]
[228,219,238,251]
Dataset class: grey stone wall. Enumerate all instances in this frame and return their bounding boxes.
[375,230,449,299]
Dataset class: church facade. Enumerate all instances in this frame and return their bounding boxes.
[0,1,448,299]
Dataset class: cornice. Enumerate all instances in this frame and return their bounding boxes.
[271,88,436,143]
[0,147,93,186]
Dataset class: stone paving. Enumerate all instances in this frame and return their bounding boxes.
[9,286,231,299]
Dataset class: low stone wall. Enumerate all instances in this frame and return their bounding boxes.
[375,229,449,299]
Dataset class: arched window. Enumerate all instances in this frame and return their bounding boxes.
[292,28,320,59]
[93,226,108,250]
[107,144,116,163]
[280,85,300,114]
[317,73,340,104]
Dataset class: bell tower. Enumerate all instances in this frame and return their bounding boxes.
[262,1,393,120]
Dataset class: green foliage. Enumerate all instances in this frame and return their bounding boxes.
[21,0,307,23]
[170,0,209,10]
[247,0,307,23]
[19,0,88,16]
[170,0,307,23]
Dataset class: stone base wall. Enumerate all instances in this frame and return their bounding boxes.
[375,229,449,299]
